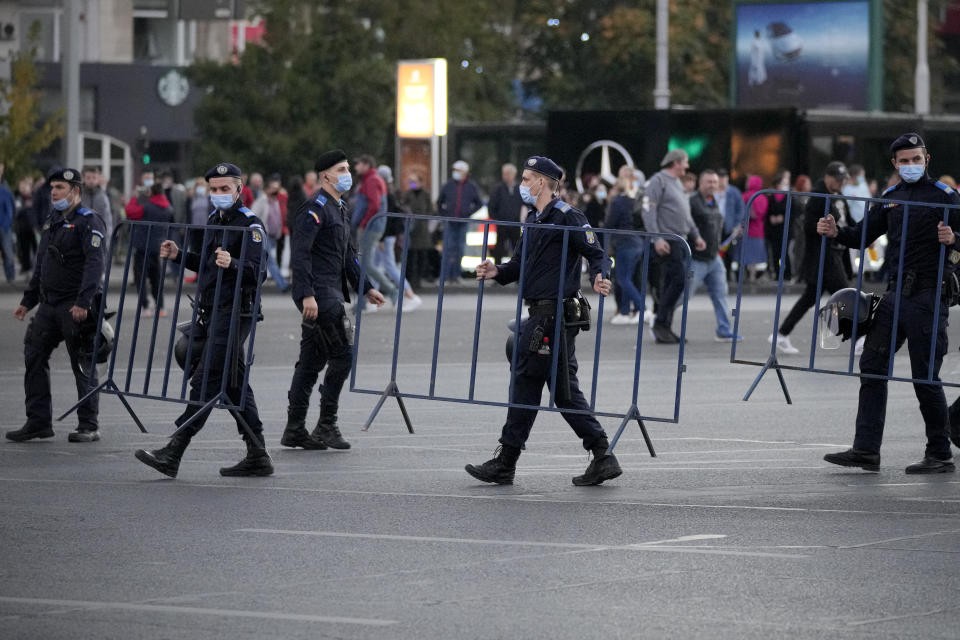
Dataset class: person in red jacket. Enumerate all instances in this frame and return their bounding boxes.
[352,154,397,305]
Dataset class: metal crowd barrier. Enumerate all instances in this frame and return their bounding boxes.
[59,219,267,440]
[350,212,695,456]
[731,188,960,402]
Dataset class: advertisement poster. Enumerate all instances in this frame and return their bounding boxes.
[735,1,870,109]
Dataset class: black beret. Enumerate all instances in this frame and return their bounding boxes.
[47,167,82,186]
[315,149,348,173]
[523,155,563,182]
[204,163,243,180]
[889,133,926,156]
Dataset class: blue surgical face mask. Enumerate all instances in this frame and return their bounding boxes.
[899,164,925,183]
[595,189,607,201]
[194,186,207,196]
[52,197,71,211]
[210,193,237,210]
[452,170,464,182]
[142,179,154,188]
[519,184,536,206]
[333,173,352,193]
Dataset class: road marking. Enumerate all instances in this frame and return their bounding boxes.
[838,529,960,549]
[0,596,396,626]
[0,477,954,518]
[236,529,803,559]
[632,534,727,546]
[846,607,949,626]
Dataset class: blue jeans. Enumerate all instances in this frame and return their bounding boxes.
[0,227,15,282]
[441,220,467,282]
[376,235,410,292]
[613,242,647,316]
[690,256,732,335]
[263,235,288,291]
[359,216,397,301]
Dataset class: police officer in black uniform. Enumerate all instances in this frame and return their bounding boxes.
[282,149,385,450]
[465,156,622,486]
[8,168,106,443]
[819,133,960,474]
[135,162,273,478]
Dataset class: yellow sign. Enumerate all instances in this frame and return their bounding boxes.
[397,59,447,138]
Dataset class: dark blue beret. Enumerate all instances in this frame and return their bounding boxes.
[889,133,926,156]
[523,156,563,182]
[204,162,243,180]
[47,167,82,186]
[315,149,348,173]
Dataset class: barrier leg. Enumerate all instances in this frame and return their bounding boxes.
[228,409,266,450]
[361,380,415,433]
[607,405,656,457]
[57,378,148,433]
[743,354,792,404]
[169,393,223,439]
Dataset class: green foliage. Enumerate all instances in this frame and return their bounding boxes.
[0,22,64,186]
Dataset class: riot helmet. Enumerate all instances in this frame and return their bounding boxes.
[818,288,879,349]
[174,321,206,376]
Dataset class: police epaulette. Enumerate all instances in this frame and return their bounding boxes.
[935,180,955,195]
[881,184,898,197]
[76,207,94,216]
[239,206,255,217]
[554,201,572,213]
[315,192,328,206]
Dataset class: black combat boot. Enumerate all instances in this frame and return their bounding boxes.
[465,444,521,485]
[5,423,55,442]
[572,439,622,486]
[949,397,960,448]
[823,448,880,472]
[280,411,327,450]
[312,415,350,450]
[135,434,191,478]
[220,438,274,477]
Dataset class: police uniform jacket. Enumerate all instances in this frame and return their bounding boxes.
[173,200,265,309]
[21,204,105,310]
[835,175,960,289]
[290,189,372,305]
[495,198,610,299]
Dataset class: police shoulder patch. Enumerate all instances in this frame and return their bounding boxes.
[315,193,328,207]
[582,223,597,245]
[950,250,960,265]
[90,230,103,247]
[250,223,264,243]
[935,180,955,195]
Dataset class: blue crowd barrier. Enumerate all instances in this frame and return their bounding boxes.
[60,219,267,440]
[350,212,696,455]
[731,189,960,401]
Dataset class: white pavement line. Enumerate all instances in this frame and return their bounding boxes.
[0,596,396,626]
[236,529,804,559]
[846,607,949,627]
[838,528,960,549]
[0,477,955,518]
[632,534,727,546]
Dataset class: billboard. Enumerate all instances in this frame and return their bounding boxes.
[733,1,873,110]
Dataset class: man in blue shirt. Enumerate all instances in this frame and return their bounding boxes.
[0,163,16,283]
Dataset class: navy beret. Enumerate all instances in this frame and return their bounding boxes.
[889,133,926,156]
[315,149,348,173]
[204,162,243,180]
[523,156,563,182]
[47,167,82,186]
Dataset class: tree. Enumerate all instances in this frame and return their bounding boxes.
[0,22,63,186]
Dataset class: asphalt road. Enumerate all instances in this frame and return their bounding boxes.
[1,279,959,639]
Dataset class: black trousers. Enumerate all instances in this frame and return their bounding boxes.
[15,216,37,272]
[653,240,685,328]
[174,313,262,443]
[133,249,164,310]
[287,303,352,422]
[778,267,848,336]
[499,313,607,451]
[492,224,521,264]
[24,302,99,429]
[854,290,951,460]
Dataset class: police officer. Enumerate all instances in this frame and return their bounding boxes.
[8,168,106,443]
[135,162,273,478]
[465,156,621,485]
[282,149,385,450]
[819,133,960,474]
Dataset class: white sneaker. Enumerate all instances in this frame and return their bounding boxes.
[629,311,641,324]
[643,310,655,326]
[768,332,799,354]
[401,294,423,313]
[854,335,865,356]
[610,313,632,325]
